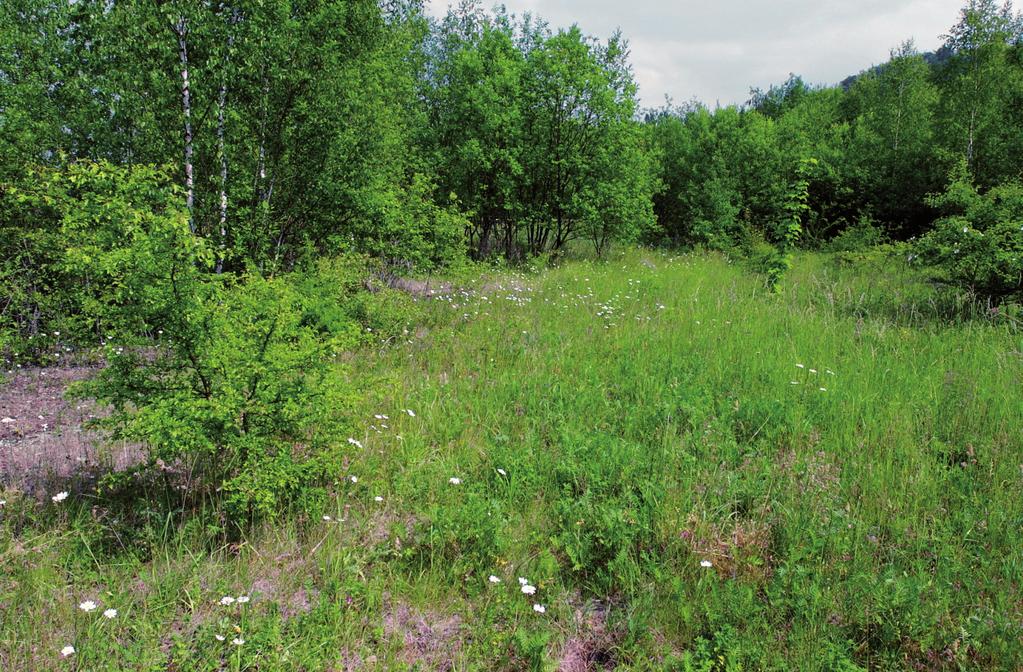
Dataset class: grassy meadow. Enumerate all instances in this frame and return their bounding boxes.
[2,249,1022,670]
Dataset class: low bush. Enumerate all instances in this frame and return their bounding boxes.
[7,161,423,524]
[915,164,1023,304]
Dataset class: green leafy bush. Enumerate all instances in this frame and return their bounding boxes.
[826,216,888,253]
[7,161,400,522]
[915,165,1023,304]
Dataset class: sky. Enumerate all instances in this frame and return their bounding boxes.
[424,0,967,109]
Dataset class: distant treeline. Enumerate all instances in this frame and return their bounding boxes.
[2,0,1021,270]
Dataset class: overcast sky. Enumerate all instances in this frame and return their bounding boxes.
[424,0,966,108]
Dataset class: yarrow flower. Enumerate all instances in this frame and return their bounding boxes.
[374,496,384,502]
[406,409,416,417]
[52,491,69,503]
[700,560,713,568]
[497,468,507,477]
[237,595,250,604]
[60,645,75,657]
[232,638,245,646]
[518,577,528,585]
[533,604,546,614]
[215,634,226,642]
[448,477,461,485]
[347,437,363,448]
[219,596,236,606]
[79,600,97,613]
[521,584,536,595]
[323,515,332,521]
[488,575,501,584]
[103,608,117,619]
[349,475,358,484]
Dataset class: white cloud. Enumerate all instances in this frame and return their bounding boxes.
[424,0,965,107]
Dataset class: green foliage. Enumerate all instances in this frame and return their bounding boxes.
[916,164,1023,302]
[765,158,815,291]
[825,216,888,253]
[427,6,655,258]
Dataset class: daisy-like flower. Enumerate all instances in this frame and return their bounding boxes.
[497,468,507,477]
[406,409,416,417]
[350,476,358,484]
[518,577,528,585]
[79,600,97,613]
[323,515,332,521]
[819,387,827,392]
[237,596,250,604]
[219,596,236,606]
[521,584,536,595]
[215,634,226,642]
[232,638,245,646]
[448,477,461,485]
[700,560,713,568]
[60,645,75,657]
[103,608,117,619]
[374,496,384,502]
[52,491,69,503]
[533,604,546,614]
[347,438,363,448]
[0,500,6,507]
[488,575,501,584]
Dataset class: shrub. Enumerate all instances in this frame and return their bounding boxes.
[826,216,887,253]
[9,161,374,522]
[916,164,1023,304]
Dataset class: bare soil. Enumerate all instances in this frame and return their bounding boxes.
[0,365,141,493]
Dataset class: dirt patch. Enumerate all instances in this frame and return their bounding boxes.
[0,365,142,492]
[558,596,619,672]
[681,515,775,583]
[374,276,454,298]
[382,601,464,670]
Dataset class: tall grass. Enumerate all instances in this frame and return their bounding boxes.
[2,250,1020,670]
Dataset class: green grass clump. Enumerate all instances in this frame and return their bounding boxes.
[2,249,1021,670]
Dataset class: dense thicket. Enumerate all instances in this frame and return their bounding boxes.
[647,2,1023,250]
[2,0,1023,344]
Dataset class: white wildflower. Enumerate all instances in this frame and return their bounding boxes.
[347,438,363,448]
[488,575,501,584]
[518,577,528,585]
[52,491,69,503]
[521,584,536,595]
[215,634,226,642]
[237,596,250,604]
[60,645,75,657]
[406,409,416,417]
[219,596,236,606]
[79,600,97,613]
[533,604,546,613]
[232,638,245,646]
[103,608,117,619]
[497,468,507,477]
[449,477,461,485]
[700,560,713,568]
[374,496,384,502]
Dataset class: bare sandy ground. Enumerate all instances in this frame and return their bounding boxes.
[0,365,141,493]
